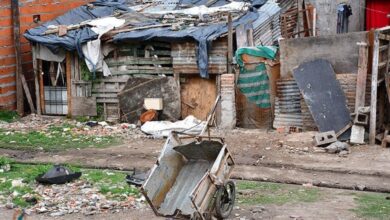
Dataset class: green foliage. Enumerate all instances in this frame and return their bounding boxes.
[0,110,19,123]
[0,124,119,151]
[353,194,390,219]
[83,170,139,200]
[80,60,92,81]
[237,181,321,205]
[0,156,13,166]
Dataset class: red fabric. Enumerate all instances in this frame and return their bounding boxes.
[366,0,390,30]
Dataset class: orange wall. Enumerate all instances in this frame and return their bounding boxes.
[0,0,92,110]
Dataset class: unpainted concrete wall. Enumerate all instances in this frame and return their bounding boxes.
[305,0,365,36]
[280,31,368,78]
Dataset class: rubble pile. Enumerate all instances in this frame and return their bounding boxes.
[3,180,145,217]
[0,114,148,140]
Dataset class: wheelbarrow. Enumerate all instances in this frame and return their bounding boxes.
[130,96,236,219]
[141,133,235,220]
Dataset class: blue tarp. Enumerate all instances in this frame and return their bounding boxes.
[24,0,131,57]
[24,0,266,78]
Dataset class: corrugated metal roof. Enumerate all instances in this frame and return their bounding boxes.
[252,1,281,46]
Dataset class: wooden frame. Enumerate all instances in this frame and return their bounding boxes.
[369,26,390,144]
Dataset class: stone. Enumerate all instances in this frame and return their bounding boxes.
[50,211,66,217]
[11,179,25,187]
[250,206,265,213]
[5,203,14,209]
[356,184,366,191]
[303,147,309,152]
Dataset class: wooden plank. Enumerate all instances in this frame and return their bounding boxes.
[247,28,254,47]
[38,60,45,114]
[106,57,172,66]
[355,42,369,113]
[32,46,41,115]
[236,24,248,48]
[66,53,72,117]
[227,13,233,74]
[11,0,24,115]
[181,76,217,120]
[370,31,380,145]
[385,42,390,105]
[71,97,97,116]
[20,74,35,113]
[379,33,390,41]
[110,69,174,75]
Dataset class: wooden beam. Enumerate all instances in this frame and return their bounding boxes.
[66,53,72,117]
[38,60,45,114]
[227,13,233,74]
[32,45,41,115]
[11,0,24,115]
[369,31,380,145]
[355,42,369,113]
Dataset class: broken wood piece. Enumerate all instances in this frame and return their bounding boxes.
[71,97,97,116]
[382,129,390,148]
[20,74,36,113]
[355,42,369,113]
[58,25,68,37]
[336,122,352,138]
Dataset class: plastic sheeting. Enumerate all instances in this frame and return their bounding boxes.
[24,0,267,78]
[140,115,206,137]
[24,0,131,57]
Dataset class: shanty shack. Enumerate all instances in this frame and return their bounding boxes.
[24,0,282,126]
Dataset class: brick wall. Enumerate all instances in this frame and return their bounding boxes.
[0,0,92,110]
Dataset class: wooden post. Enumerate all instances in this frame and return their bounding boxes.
[369,31,380,145]
[11,0,24,115]
[355,42,368,113]
[32,45,41,115]
[38,60,45,113]
[66,53,72,117]
[227,13,233,74]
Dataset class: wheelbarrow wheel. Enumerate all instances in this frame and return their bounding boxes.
[215,180,236,219]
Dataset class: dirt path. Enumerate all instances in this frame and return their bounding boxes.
[1,129,390,191]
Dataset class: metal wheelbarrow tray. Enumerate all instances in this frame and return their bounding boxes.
[141,133,235,220]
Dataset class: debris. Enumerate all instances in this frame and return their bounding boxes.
[140,115,205,138]
[11,179,25,187]
[356,184,366,191]
[5,203,14,209]
[36,165,82,185]
[324,141,349,154]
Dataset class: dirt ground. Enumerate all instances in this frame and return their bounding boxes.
[2,128,390,191]
[0,183,376,220]
[1,127,390,219]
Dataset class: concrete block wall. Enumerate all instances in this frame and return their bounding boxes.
[280,31,368,78]
[305,0,366,36]
[219,74,236,129]
[0,0,92,110]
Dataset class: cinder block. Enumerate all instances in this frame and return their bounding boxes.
[350,125,365,144]
[314,131,337,146]
[353,113,368,126]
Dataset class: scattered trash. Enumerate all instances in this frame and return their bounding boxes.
[140,115,206,138]
[36,165,82,185]
[324,141,349,154]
